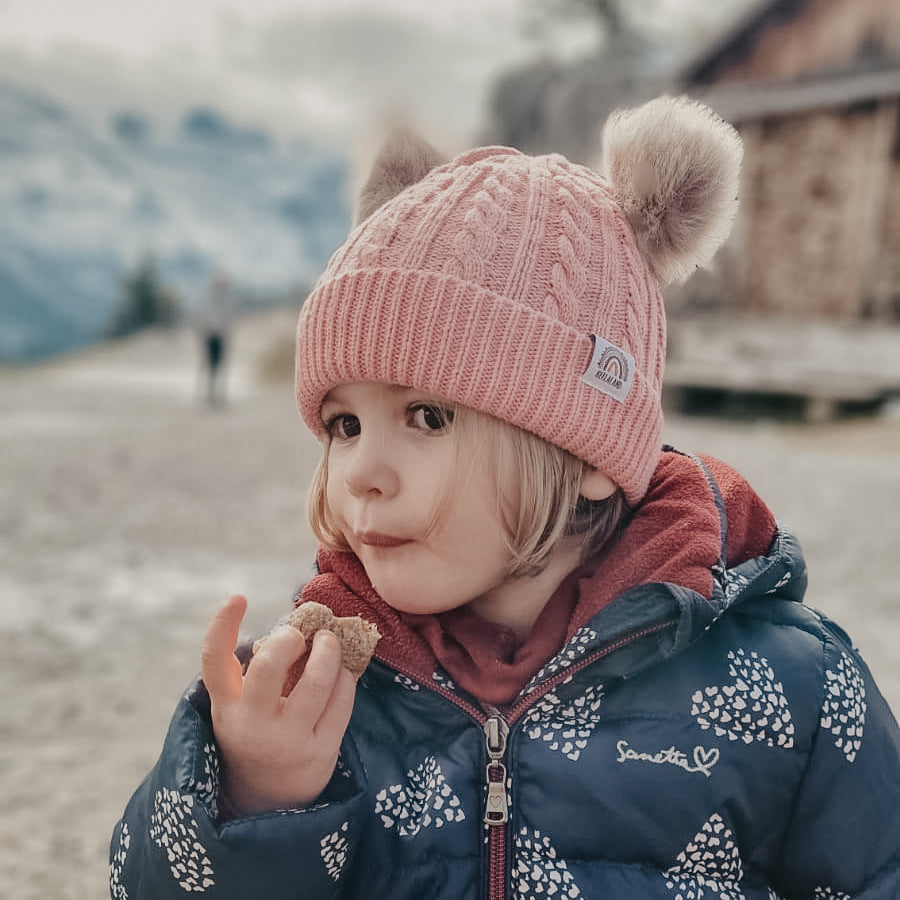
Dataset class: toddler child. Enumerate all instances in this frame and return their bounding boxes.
[111,96,900,899]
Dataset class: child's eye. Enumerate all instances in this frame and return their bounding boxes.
[325,413,361,439]
[410,404,454,433]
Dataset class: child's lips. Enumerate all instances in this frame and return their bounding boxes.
[357,530,411,548]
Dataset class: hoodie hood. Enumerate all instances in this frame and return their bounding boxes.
[298,448,806,705]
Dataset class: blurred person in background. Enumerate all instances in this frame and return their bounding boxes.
[196,268,233,407]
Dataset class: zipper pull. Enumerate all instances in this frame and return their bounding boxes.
[483,714,509,825]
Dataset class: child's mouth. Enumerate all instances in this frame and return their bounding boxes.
[357,531,410,548]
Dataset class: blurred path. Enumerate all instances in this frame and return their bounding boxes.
[1,310,318,900]
[1,311,898,898]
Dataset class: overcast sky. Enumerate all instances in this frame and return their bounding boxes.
[0,0,748,147]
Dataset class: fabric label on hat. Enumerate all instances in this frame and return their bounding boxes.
[580,335,634,403]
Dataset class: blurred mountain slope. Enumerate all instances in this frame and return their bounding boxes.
[0,81,350,361]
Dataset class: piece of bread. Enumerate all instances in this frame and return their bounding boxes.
[253,601,381,692]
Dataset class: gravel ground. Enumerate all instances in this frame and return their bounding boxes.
[1,309,898,899]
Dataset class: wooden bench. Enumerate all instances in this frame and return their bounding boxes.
[663,316,900,421]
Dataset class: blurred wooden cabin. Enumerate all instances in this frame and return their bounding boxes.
[484,0,900,416]
[659,0,900,419]
[673,0,900,324]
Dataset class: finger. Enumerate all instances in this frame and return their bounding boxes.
[201,594,248,704]
[284,629,344,723]
[313,665,356,745]
[242,625,307,712]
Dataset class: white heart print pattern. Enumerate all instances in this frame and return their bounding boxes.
[820,651,866,763]
[691,649,795,749]
[320,822,350,881]
[664,813,744,900]
[149,789,215,892]
[374,756,466,837]
[523,684,605,762]
[513,827,583,899]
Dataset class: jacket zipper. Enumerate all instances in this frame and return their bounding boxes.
[483,714,509,900]
[375,617,677,900]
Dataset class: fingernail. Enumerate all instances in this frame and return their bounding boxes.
[312,629,338,649]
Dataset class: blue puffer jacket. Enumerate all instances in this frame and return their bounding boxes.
[111,451,900,899]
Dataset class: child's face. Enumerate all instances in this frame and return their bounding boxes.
[320,382,514,617]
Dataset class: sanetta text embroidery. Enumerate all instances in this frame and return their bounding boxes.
[616,740,719,778]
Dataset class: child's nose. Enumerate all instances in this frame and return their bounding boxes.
[343,435,400,498]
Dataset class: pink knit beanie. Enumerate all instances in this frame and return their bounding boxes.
[297,96,742,505]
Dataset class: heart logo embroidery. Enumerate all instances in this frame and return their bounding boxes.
[691,649,795,749]
[693,745,720,772]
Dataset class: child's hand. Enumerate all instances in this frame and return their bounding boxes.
[201,594,357,816]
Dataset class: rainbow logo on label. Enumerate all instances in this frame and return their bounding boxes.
[580,335,635,403]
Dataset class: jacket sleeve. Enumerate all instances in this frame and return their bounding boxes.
[109,678,367,899]
[773,618,900,899]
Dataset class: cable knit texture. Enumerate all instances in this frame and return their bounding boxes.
[297,146,666,504]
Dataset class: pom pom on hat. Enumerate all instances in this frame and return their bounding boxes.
[603,95,743,285]
[296,95,742,505]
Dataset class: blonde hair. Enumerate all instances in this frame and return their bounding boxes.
[308,403,627,579]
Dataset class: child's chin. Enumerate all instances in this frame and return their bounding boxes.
[373,584,463,617]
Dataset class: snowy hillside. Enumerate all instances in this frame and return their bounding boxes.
[0,81,351,361]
